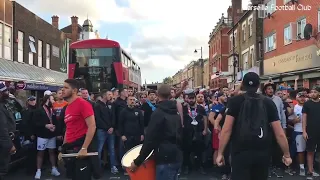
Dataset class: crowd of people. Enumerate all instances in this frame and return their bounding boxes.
[0,72,320,180]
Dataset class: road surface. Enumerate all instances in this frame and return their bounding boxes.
[6,168,307,180]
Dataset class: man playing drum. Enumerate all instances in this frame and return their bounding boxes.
[129,84,183,180]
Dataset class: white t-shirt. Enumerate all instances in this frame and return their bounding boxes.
[293,104,303,132]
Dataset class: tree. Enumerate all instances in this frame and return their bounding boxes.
[163,77,173,84]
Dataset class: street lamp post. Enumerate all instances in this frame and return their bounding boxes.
[194,47,204,88]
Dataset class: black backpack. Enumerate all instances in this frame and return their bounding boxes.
[234,93,270,149]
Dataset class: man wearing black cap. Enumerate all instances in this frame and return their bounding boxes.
[302,86,320,179]
[216,72,291,180]
[0,82,16,180]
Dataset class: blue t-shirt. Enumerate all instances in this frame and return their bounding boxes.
[211,103,225,119]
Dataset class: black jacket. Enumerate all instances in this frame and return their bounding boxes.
[0,103,13,150]
[21,105,37,137]
[33,106,58,138]
[134,100,182,166]
[112,97,127,129]
[94,100,114,130]
[118,106,144,137]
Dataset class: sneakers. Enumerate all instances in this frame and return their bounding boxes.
[272,167,284,178]
[313,172,320,177]
[51,167,61,176]
[221,174,229,180]
[306,172,314,180]
[111,166,119,174]
[299,168,306,176]
[34,170,41,179]
[285,167,295,176]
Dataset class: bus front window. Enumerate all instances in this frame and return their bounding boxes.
[71,48,117,92]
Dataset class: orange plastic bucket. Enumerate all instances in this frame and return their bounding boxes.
[121,144,155,180]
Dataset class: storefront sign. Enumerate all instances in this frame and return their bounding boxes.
[15,81,26,90]
[264,45,320,75]
[25,83,61,92]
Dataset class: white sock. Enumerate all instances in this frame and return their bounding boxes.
[300,164,304,169]
[37,169,41,172]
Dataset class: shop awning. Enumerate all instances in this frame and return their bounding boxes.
[0,59,67,86]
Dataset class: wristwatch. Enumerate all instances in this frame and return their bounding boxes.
[81,147,87,150]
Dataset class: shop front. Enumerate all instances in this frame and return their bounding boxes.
[263,45,320,89]
[0,58,66,105]
[210,74,227,89]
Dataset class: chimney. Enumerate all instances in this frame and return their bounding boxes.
[232,0,242,15]
[71,16,79,42]
[227,6,232,19]
[51,15,59,29]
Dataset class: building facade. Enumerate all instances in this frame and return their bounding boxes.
[187,61,195,88]
[60,16,82,43]
[172,70,182,87]
[193,59,203,88]
[228,9,263,87]
[203,58,210,88]
[263,0,320,88]
[0,0,13,61]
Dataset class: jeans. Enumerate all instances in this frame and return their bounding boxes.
[96,129,117,167]
[156,163,180,180]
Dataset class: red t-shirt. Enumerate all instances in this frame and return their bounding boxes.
[64,98,94,143]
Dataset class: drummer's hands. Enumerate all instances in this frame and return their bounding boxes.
[121,136,127,141]
[129,162,138,172]
[77,148,88,158]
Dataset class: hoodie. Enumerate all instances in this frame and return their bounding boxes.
[270,95,287,128]
[134,100,183,166]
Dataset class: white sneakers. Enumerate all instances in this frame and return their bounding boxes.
[34,167,60,179]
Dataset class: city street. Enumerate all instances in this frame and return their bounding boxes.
[6,168,309,180]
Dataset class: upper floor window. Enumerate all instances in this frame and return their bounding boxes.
[248,17,253,37]
[284,25,292,45]
[242,23,246,41]
[266,0,276,15]
[46,44,51,69]
[29,36,36,53]
[4,25,12,60]
[0,23,2,58]
[297,18,306,39]
[18,31,24,62]
[38,40,43,67]
[318,10,320,32]
[242,52,249,70]
[265,33,276,52]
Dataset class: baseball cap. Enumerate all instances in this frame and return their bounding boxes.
[312,86,320,92]
[27,96,36,101]
[296,92,305,98]
[216,92,225,98]
[242,72,260,92]
[0,82,7,92]
[44,90,52,96]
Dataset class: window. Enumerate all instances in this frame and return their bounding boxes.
[250,47,255,67]
[283,0,290,4]
[38,40,42,67]
[284,26,292,45]
[297,18,306,39]
[4,25,12,60]
[18,31,24,62]
[46,44,50,69]
[242,52,249,70]
[228,57,234,73]
[318,10,320,32]
[266,0,276,15]
[0,24,2,58]
[265,33,276,52]
[29,36,36,53]
[229,35,233,51]
[242,23,246,41]
[234,31,237,46]
[248,18,253,37]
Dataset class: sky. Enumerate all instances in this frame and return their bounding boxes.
[15,0,251,84]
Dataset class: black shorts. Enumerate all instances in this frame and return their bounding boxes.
[306,134,320,152]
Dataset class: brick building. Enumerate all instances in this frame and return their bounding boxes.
[227,9,263,87]
[0,0,13,61]
[208,0,243,88]
[263,0,320,88]
[60,16,83,43]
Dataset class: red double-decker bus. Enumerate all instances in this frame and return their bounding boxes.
[68,39,141,93]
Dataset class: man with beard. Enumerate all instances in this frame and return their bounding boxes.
[95,90,118,173]
[0,83,16,180]
[53,89,68,145]
[181,91,208,174]
[141,90,157,128]
[263,82,287,178]
[302,87,320,179]
[61,79,99,180]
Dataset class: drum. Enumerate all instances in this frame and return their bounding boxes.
[121,144,155,180]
